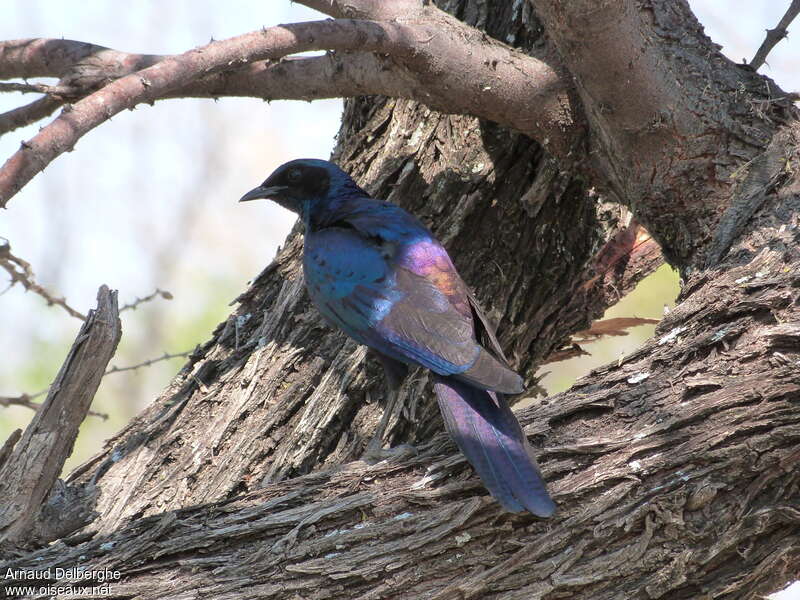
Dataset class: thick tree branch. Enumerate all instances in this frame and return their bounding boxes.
[532,0,793,269]
[171,53,422,102]
[0,14,575,207]
[580,219,663,302]
[750,0,800,70]
[295,0,422,19]
[0,286,121,544]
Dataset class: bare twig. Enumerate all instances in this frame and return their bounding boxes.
[119,288,173,313]
[0,285,121,543]
[0,95,63,136]
[0,240,86,320]
[0,81,79,97]
[0,389,47,411]
[0,389,108,420]
[105,349,193,375]
[2,350,193,419]
[750,0,800,70]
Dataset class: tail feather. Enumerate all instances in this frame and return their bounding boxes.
[433,376,555,517]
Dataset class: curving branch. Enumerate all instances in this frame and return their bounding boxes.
[0,10,576,208]
[118,287,173,313]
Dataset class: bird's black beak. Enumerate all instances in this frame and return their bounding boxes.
[239,185,289,203]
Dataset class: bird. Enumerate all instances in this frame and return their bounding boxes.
[240,158,555,517]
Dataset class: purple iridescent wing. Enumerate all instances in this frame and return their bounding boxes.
[312,198,523,393]
[303,227,488,378]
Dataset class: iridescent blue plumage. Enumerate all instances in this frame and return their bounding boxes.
[240,158,555,517]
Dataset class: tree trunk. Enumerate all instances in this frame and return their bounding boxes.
[1,1,798,599]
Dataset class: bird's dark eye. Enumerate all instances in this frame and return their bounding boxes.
[287,168,302,183]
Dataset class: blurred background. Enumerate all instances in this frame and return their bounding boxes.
[0,5,797,594]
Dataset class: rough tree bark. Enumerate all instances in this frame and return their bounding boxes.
[1,1,798,599]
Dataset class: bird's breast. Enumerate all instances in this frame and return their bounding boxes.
[302,228,401,335]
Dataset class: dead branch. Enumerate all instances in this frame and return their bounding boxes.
[0,12,573,207]
[0,285,121,544]
[0,95,63,136]
[0,430,21,472]
[119,287,173,313]
[0,240,86,320]
[573,316,661,341]
[750,0,800,70]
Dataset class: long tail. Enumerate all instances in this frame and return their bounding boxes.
[433,376,555,517]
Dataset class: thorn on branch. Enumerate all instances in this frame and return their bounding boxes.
[0,239,87,320]
[749,0,800,70]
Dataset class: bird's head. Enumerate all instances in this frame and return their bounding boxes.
[239,158,365,220]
